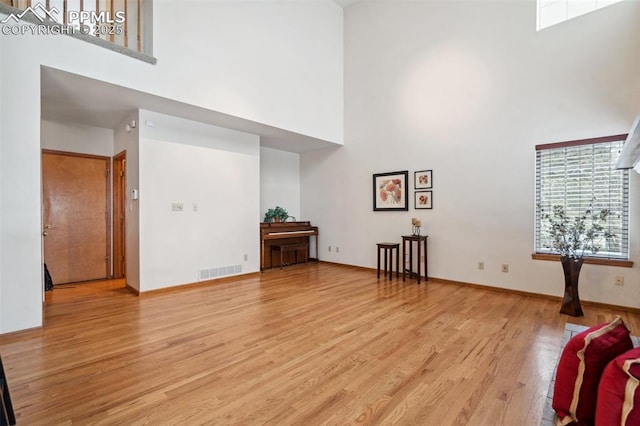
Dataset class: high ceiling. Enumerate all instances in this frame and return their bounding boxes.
[40,1,364,152]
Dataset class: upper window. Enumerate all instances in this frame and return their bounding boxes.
[535,135,629,259]
[537,0,624,31]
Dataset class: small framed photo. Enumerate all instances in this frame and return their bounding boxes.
[414,170,433,189]
[373,171,409,211]
[415,190,432,209]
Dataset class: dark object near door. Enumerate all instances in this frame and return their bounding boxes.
[0,354,16,425]
[44,263,54,291]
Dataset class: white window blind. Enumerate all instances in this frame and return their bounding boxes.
[535,135,629,259]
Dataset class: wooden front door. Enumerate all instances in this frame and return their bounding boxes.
[42,151,111,284]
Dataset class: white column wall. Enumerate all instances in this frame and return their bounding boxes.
[0,37,42,332]
[0,33,3,332]
[113,112,140,292]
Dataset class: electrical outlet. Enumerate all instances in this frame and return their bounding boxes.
[478,262,484,270]
[615,276,624,286]
[336,246,339,253]
[502,264,509,273]
[244,254,248,261]
[328,246,332,252]
[171,202,183,211]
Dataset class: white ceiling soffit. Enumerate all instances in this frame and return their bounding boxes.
[332,0,361,8]
[40,66,340,154]
[616,114,640,170]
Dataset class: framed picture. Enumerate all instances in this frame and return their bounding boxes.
[414,170,433,189]
[415,190,433,209]
[373,171,409,211]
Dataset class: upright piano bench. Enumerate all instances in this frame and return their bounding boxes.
[271,242,309,269]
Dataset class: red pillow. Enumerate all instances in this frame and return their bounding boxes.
[553,316,633,426]
[596,347,640,426]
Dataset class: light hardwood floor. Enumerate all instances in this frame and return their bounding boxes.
[1,263,639,425]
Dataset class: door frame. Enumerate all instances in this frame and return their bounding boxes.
[113,150,126,279]
[42,149,112,280]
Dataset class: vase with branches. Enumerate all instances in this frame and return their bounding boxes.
[539,201,615,316]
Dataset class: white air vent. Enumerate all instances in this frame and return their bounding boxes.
[199,264,242,281]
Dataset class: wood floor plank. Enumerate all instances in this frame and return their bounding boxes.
[1,263,639,425]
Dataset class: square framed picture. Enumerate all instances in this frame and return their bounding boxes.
[373,171,408,211]
[415,190,433,209]
[414,170,433,189]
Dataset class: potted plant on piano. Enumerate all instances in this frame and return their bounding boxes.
[263,206,289,223]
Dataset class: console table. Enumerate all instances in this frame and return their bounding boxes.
[402,235,428,284]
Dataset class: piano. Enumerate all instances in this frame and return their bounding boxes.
[260,221,319,271]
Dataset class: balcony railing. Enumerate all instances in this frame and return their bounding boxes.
[0,0,152,59]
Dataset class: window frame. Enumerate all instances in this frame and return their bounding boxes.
[534,134,631,264]
[537,0,625,31]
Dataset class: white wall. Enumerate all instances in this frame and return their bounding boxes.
[0,0,343,333]
[260,147,300,221]
[0,33,3,333]
[138,111,260,292]
[0,34,42,333]
[302,0,640,308]
[113,112,140,292]
[154,0,344,143]
[41,120,114,156]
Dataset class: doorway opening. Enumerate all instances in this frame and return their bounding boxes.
[113,151,127,279]
[42,150,111,285]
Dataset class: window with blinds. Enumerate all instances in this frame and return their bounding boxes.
[535,135,629,259]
